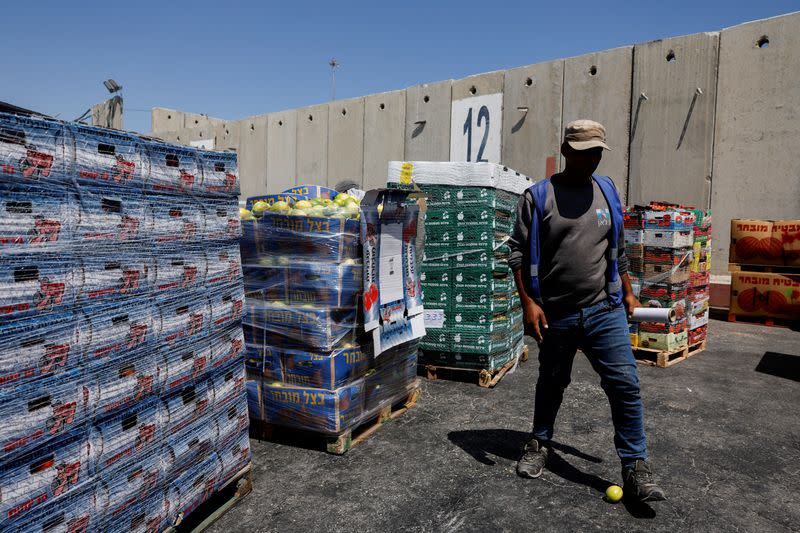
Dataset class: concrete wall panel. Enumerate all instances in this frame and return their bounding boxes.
[267,111,297,192]
[629,32,719,207]
[237,115,269,200]
[327,97,365,188]
[503,61,563,179]
[183,112,224,130]
[213,121,240,152]
[174,125,215,147]
[711,13,800,273]
[562,47,633,197]
[151,108,184,133]
[405,81,452,161]
[295,104,329,186]
[363,90,406,190]
[452,71,504,101]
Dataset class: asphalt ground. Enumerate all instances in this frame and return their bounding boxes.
[209,318,800,532]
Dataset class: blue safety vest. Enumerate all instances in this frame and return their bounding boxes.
[528,175,623,306]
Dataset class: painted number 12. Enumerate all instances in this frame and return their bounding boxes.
[463,106,490,162]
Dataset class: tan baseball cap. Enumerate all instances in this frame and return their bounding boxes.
[564,119,611,150]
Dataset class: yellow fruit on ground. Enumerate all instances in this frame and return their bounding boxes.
[605,485,623,503]
[294,200,312,210]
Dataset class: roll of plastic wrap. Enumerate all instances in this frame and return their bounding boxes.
[629,307,676,323]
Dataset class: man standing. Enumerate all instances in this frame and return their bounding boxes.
[508,120,665,503]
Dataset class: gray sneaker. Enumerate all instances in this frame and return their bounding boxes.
[516,438,550,479]
[622,460,667,502]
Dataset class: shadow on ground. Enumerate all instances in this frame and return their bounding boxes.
[448,429,611,493]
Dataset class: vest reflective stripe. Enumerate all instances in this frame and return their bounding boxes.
[528,175,623,306]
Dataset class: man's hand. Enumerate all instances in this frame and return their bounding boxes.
[624,293,641,319]
[523,300,548,344]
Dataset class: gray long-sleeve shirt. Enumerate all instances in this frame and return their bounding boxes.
[508,177,628,315]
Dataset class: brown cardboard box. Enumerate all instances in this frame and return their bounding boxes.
[730,272,800,320]
[729,219,783,266]
[773,220,800,266]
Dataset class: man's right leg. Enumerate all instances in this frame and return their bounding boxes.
[518,315,580,478]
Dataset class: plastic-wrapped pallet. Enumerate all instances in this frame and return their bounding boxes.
[0,111,248,531]
[242,189,420,441]
[387,161,528,374]
[626,202,709,352]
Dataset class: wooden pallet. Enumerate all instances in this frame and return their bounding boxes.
[727,312,799,329]
[729,263,800,274]
[251,381,421,455]
[424,346,528,388]
[166,464,253,533]
[634,340,706,368]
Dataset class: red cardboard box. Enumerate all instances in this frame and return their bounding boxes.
[730,272,800,320]
[774,220,800,266]
[729,219,783,266]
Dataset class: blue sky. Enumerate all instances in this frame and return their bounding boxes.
[3,1,796,134]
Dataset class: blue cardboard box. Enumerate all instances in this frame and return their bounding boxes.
[263,379,365,434]
[0,253,77,321]
[279,343,369,390]
[241,214,360,263]
[0,182,77,254]
[243,260,362,308]
[0,112,68,186]
[159,378,213,438]
[142,140,201,195]
[92,350,160,418]
[0,368,96,462]
[0,311,82,389]
[80,301,156,363]
[90,399,161,474]
[242,300,358,351]
[69,123,145,190]
[0,428,92,527]
[198,150,239,197]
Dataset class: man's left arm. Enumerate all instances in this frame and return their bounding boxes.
[617,221,640,317]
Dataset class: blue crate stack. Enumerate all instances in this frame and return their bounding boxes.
[0,111,249,532]
[241,196,419,438]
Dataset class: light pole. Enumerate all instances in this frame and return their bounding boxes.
[329,59,339,101]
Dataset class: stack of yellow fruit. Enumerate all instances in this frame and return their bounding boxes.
[240,193,361,220]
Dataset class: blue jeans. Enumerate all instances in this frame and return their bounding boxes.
[532,300,647,467]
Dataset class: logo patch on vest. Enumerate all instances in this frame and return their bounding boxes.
[596,208,611,227]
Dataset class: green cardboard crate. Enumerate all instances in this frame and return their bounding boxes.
[421,285,451,310]
[453,268,510,293]
[420,345,517,369]
[423,209,453,229]
[419,266,450,288]
[447,309,509,333]
[451,246,510,269]
[452,288,509,312]
[453,208,512,233]
[421,186,517,212]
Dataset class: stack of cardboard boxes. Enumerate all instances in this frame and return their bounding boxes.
[242,188,420,439]
[729,219,800,322]
[0,112,249,531]
[626,204,705,351]
[687,211,712,344]
[387,162,528,376]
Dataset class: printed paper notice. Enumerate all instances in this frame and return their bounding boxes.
[424,309,445,329]
[379,222,404,304]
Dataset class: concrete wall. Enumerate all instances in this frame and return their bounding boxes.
[91,96,123,130]
[404,81,452,161]
[503,61,563,179]
[711,13,800,273]
[629,32,719,207]
[363,90,406,190]
[327,97,365,188]
[238,114,269,200]
[151,13,800,275]
[295,103,328,185]
[562,47,633,198]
